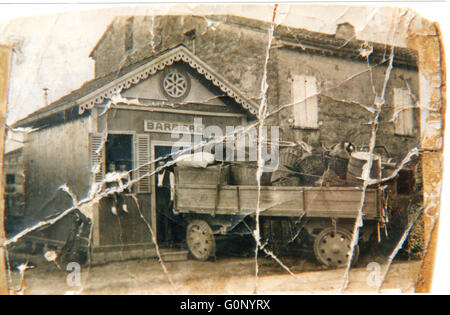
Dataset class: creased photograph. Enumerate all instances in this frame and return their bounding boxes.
[0,3,446,295]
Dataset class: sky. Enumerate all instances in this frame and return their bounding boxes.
[0,2,434,124]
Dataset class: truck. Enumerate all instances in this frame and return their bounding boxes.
[172,163,391,268]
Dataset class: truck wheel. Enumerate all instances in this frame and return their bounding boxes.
[186,220,216,261]
[313,227,359,268]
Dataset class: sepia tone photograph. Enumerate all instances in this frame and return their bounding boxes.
[0,2,446,296]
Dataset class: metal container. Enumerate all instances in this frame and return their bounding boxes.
[346,151,381,183]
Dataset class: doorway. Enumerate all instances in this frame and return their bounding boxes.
[154,145,185,246]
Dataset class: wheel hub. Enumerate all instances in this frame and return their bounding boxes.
[313,227,359,268]
[186,220,216,261]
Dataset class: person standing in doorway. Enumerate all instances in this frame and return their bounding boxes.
[156,159,176,245]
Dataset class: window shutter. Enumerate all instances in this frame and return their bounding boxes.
[393,88,414,136]
[292,75,318,129]
[135,134,151,193]
[89,133,106,183]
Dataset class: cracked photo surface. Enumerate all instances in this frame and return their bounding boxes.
[0,3,446,295]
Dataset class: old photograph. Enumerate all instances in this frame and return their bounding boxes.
[0,3,446,295]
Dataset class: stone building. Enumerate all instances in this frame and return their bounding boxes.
[3,147,25,234]
[89,15,419,157]
[10,15,420,263]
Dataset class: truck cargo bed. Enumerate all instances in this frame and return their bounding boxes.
[174,184,383,220]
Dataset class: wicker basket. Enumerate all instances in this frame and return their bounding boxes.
[324,153,349,179]
[296,154,326,185]
[230,162,272,186]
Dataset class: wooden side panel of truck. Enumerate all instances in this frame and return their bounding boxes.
[174,184,382,220]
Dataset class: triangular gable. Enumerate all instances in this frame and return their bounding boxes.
[77,45,259,116]
[13,45,258,128]
[121,65,230,107]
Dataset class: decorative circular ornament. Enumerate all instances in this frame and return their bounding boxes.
[161,69,191,100]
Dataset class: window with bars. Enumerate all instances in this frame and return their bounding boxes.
[291,74,319,129]
[393,88,415,136]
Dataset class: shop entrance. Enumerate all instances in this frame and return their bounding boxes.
[154,145,184,246]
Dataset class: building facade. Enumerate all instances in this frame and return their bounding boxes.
[3,148,25,234]
[89,15,419,156]
[11,15,420,263]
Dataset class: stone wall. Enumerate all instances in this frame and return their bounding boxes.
[275,48,420,157]
[90,15,420,159]
[91,16,269,102]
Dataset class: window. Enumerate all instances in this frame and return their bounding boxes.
[393,88,414,136]
[135,134,151,193]
[292,74,319,129]
[89,133,106,183]
[6,174,15,185]
[89,133,151,193]
[105,134,133,173]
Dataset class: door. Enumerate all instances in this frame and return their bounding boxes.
[154,145,180,245]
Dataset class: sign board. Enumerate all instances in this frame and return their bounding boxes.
[144,120,204,135]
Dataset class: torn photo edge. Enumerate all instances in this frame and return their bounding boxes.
[0,7,446,294]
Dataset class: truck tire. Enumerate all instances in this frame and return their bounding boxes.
[186,219,216,261]
[313,227,359,268]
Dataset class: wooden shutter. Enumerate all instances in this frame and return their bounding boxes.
[135,134,151,193]
[292,75,318,129]
[393,88,414,136]
[89,133,106,183]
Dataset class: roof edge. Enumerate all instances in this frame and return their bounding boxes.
[78,45,260,115]
[89,17,117,59]
[88,14,418,65]
[13,45,259,128]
